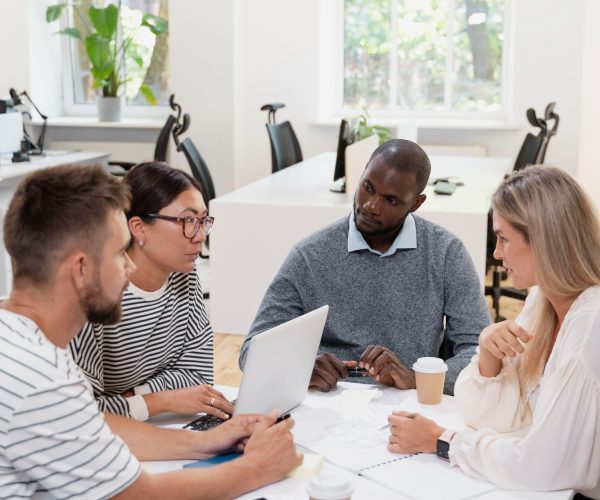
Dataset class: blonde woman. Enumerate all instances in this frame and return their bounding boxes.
[386,166,600,498]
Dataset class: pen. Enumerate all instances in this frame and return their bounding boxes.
[347,366,369,377]
[275,413,291,424]
[379,412,417,431]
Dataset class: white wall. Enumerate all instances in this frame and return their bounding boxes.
[577,0,600,208]
[0,0,589,196]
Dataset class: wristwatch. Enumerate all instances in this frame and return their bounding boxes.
[436,429,456,461]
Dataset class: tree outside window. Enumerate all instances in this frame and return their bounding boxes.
[343,0,507,115]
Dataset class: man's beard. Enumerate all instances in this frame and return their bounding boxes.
[79,270,126,325]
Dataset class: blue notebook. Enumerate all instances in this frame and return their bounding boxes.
[183,452,242,468]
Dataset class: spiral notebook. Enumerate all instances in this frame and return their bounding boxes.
[292,404,495,499]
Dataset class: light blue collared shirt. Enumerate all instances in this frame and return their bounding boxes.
[347,211,417,257]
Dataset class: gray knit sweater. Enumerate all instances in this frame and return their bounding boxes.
[240,215,491,394]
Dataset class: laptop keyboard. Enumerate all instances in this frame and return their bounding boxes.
[184,399,236,432]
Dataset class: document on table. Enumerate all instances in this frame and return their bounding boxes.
[292,404,398,473]
[292,403,495,500]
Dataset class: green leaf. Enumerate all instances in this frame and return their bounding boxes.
[142,14,168,35]
[88,4,118,39]
[85,33,115,91]
[139,84,157,105]
[131,54,144,68]
[46,4,67,23]
[57,27,81,39]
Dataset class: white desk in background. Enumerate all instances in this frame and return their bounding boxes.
[143,383,572,500]
[210,152,510,335]
[0,150,110,295]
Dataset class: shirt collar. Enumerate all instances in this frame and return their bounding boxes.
[347,211,417,257]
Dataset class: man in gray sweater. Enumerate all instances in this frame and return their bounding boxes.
[240,139,490,395]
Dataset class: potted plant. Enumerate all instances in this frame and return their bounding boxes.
[46,2,168,121]
[353,106,393,145]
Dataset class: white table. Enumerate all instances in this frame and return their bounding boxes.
[0,150,110,295]
[143,384,572,500]
[210,152,510,335]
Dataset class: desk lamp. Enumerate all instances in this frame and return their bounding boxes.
[9,88,48,157]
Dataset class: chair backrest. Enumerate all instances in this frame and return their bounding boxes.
[513,132,544,172]
[154,114,177,162]
[177,138,216,206]
[266,121,303,173]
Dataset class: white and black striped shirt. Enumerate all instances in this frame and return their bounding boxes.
[70,270,214,419]
[0,310,140,499]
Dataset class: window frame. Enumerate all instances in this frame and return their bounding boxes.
[319,0,515,125]
[58,3,170,119]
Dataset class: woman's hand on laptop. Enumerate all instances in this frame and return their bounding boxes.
[144,385,234,418]
[309,353,354,392]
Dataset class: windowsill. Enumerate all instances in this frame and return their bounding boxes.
[312,117,520,131]
[31,116,165,129]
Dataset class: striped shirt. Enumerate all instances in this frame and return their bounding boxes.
[0,310,140,499]
[70,270,214,420]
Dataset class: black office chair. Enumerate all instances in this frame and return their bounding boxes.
[485,103,559,321]
[260,103,303,173]
[176,138,216,208]
[109,94,184,175]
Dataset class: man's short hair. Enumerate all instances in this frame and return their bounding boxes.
[3,164,131,285]
[369,139,431,194]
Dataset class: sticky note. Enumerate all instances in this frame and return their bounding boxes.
[287,453,324,479]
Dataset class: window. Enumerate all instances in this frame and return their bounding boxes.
[62,0,170,116]
[341,0,510,119]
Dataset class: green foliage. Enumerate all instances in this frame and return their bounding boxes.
[352,107,393,145]
[46,1,168,103]
[343,0,506,113]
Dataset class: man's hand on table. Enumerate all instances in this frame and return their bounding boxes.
[309,353,357,392]
[359,345,416,390]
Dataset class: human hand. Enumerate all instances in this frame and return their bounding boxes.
[387,411,444,454]
[478,320,532,377]
[359,345,416,389]
[309,353,354,392]
[201,413,264,455]
[242,411,303,483]
[155,385,234,418]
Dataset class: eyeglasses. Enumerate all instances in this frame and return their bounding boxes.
[143,214,215,239]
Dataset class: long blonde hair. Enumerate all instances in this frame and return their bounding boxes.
[492,166,600,386]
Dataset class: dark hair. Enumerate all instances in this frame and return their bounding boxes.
[369,139,431,194]
[4,164,130,285]
[123,161,203,220]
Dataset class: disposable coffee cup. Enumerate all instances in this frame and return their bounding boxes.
[306,474,354,500]
[413,357,448,405]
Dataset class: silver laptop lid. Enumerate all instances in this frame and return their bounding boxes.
[234,305,329,416]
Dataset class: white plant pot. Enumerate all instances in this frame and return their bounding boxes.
[98,96,123,122]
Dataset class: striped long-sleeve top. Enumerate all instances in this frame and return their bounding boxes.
[0,310,140,499]
[69,269,214,420]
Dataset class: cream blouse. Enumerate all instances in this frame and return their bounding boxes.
[451,286,600,498]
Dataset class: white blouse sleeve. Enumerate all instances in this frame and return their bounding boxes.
[453,288,539,432]
[449,310,600,493]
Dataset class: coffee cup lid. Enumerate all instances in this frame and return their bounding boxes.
[306,474,354,499]
[412,357,448,373]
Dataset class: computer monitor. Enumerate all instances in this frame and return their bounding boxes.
[331,119,357,192]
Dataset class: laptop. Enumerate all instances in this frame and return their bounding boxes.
[185,305,329,430]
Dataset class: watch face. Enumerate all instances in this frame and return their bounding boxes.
[437,439,451,460]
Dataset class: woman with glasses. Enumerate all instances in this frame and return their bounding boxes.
[70,162,234,421]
